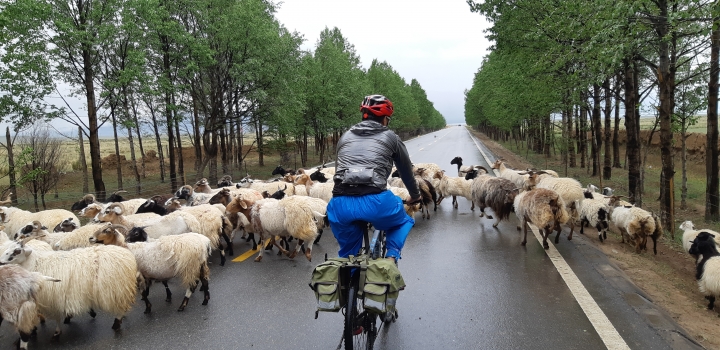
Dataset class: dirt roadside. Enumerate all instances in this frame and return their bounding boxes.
[472,130,720,350]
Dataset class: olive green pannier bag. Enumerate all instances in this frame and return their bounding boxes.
[310,255,405,317]
[309,258,348,313]
[361,258,405,314]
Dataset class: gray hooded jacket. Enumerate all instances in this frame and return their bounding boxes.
[332,120,420,198]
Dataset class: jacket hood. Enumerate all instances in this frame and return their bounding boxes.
[350,120,388,136]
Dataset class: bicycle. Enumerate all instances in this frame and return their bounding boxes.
[335,222,398,350]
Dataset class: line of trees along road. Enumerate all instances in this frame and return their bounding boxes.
[0,0,446,203]
[464,0,719,230]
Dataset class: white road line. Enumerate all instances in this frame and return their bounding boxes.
[467,128,630,350]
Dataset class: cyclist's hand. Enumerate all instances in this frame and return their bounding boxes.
[407,195,422,205]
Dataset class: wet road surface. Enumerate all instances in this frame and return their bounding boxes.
[0,126,701,349]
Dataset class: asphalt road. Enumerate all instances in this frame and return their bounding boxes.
[0,125,702,350]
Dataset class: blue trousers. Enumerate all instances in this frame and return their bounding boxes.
[327,191,415,259]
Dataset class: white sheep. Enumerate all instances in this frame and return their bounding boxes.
[165,201,234,256]
[688,232,720,309]
[250,197,324,262]
[469,171,494,217]
[294,174,333,203]
[433,170,473,210]
[95,203,229,265]
[90,224,212,313]
[514,188,570,249]
[174,185,216,206]
[0,207,79,240]
[472,176,519,227]
[680,221,720,263]
[578,193,611,243]
[611,206,656,253]
[525,174,583,237]
[491,159,529,191]
[0,237,137,338]
[0,264,60,350]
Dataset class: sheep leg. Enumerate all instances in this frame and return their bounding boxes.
[162,281,172,302]
[314,229,323,244]
[452,196,458,209]
[568,222,575,240]
[708,296,716,310]
[63,316,72,324]
[52,322,62,340]
[255,235,266,262]
[112,318,122,330]
[0,315,2,327]
[521,219,528,246]
[580,219,587,235]
[141,282,153,314]
[289,239,301,259]
[272,237,290,256]
[493,215,501,228]
[219,247,226,266]
[19,331,31,350]
[200,272,210,306]
[89,308,97,318]
[540,227,559,249]
[652,235,658,255]
[222,233,234,256]
[478,205,485,217]
[436,195,445,205]
[595,223,604,242]
[553,226,561,245]
[178,288,193,312]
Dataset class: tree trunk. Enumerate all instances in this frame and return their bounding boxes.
[193,94,203,176]
[111,104,123,190]
[603,79,612,179]
[256,119,264,166]
[130,97,146,179]
[84,49,106,201]
[591,84,602,177]
[162,34,177,193]
[78,126,89,194]
[568,104,576,168]
[174,111,185,186]
[706,8,720,222]
[127,126,141,195]
[658,9,676,233]
[613,74,622,168]
[5,127,17,204]
[149,102,166,183]
[681,129,688,210]
[625,60,641,205]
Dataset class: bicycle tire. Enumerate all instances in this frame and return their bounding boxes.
[344,286,364,350]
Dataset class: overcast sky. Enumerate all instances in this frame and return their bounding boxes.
[275,0,492,124]
[0,1,491,136]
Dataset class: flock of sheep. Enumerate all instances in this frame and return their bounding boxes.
[0,153,718,349]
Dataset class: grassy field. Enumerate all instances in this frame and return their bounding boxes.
[0,134,331,212]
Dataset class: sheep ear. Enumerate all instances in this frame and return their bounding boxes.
[240,202,248,210]
[113,206,123,214]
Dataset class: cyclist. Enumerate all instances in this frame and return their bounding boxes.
[327,94,422,263]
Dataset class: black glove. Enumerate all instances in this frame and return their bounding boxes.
[407,195,422,205]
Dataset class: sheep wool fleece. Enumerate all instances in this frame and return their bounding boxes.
[328,190,414,260]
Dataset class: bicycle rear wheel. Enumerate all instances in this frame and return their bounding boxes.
[343,286,377,350]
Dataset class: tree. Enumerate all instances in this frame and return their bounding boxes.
[707,2,720,221]
[17,125,63,211]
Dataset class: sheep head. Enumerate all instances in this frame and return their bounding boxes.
[209,188,232,206]
[174,185,193,200]
[107,190,127,203]
[53,218,79,233]
[80,202,105,218]
[309,170,328,183]
[96,203,125,224]
[271,165,285,176]
[679,220,695,232]
[90,223,127,246]
[0,237,34,265]
[166,199,183,212]
[450,157,462,166]
[71,193,96,211]
[14,221,46,240]
[217,175,234,187]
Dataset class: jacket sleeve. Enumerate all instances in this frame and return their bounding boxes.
[391,134,421,198]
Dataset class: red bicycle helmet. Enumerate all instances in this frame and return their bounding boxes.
[361,95,394,119]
